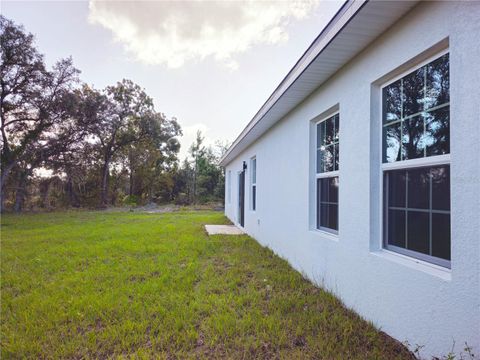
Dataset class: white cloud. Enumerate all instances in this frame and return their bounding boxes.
[88,0,320,69]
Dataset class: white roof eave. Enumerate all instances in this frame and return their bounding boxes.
[220,0,419,167]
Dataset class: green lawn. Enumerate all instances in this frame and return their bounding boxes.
[1,210,413,359]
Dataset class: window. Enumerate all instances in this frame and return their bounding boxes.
[250,157,256,211]
[227,170,231,204]
[382,52,450,268]
[316,113,339,232]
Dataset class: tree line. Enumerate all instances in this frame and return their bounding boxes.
[0,16,226,212]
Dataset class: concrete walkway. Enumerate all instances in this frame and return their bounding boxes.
[205,225,244,235]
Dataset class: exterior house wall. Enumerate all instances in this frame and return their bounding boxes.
[223,1,480,357]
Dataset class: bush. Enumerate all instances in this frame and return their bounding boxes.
[174,193,190,206]
[123,195,140,206]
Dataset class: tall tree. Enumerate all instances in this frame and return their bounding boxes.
[188,131,205,204]
[119,111,181,202]
[0,15,80,211]
[180,132,227,204]
[87,79,154,207]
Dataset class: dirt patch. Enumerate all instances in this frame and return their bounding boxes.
[104,203,224,214]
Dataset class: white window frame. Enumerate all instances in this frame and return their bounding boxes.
[379,49,451,269]
[315,111,339,235]
[250,157,256,211]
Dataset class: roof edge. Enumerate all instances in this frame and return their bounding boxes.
[219,0,364,166]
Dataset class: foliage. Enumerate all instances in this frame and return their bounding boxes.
[1,210,414,359]
[0,15,224,212]
[0,15,81,211]
[177,131,227,204]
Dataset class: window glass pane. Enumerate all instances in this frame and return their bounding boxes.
[316,149,322,173]
[320,120,327,147]
[252,186,256,211]
[387,209,405,248]
[320,145,334,173]
[328,204,338,230]
[252,159,256,183]
[382,54,450,163]
[403,67,425,117]
[319,203,329,229]
[316,114,339,173]
[328,177,339,203]
[316,180,321,229]
[319,204,338,230]
[431,165,450,211]
[320,178,329,202]
[432,213,450,260]
[426,54,449,110]
[407,168,430,209]
[387,170,406,207]
[383,122,401,163]
[325,117,335,145]
[402,115,425,160]
[334,143,339,171]
[319,177,338,204]
[407,211,429,255]
[383,79,402,123]
[316,122,323,148]
[317,177,338,231]
[384,165,450,265]
[334,114,339,142]
[425,106,449,157]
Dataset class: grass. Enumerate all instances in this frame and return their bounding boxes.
[1,210,414,359]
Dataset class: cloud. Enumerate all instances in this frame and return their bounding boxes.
[88,0,320,69]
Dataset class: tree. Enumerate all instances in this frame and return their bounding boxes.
[47,133,100,208]
[1,16,187,212]
[0,15,80,211]
[85,79,154,207]
[118,111,181,203]
[179,131,227,204]
[188,131,205,203]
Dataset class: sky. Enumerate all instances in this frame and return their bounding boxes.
[2,0,343,160]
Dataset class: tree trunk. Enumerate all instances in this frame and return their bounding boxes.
[14,171,28,213]
[100,152,111,208]
[148,183,153,203]
[39,179,50,208]
[66,176,80,207]
[192,157,197,204]
[0,161,15,212]
[110,174,119,206]
[128,150,134,197]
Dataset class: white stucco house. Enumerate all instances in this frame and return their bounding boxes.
[220,0,480,357]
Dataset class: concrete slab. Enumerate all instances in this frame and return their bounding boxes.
[205,225,245,235]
